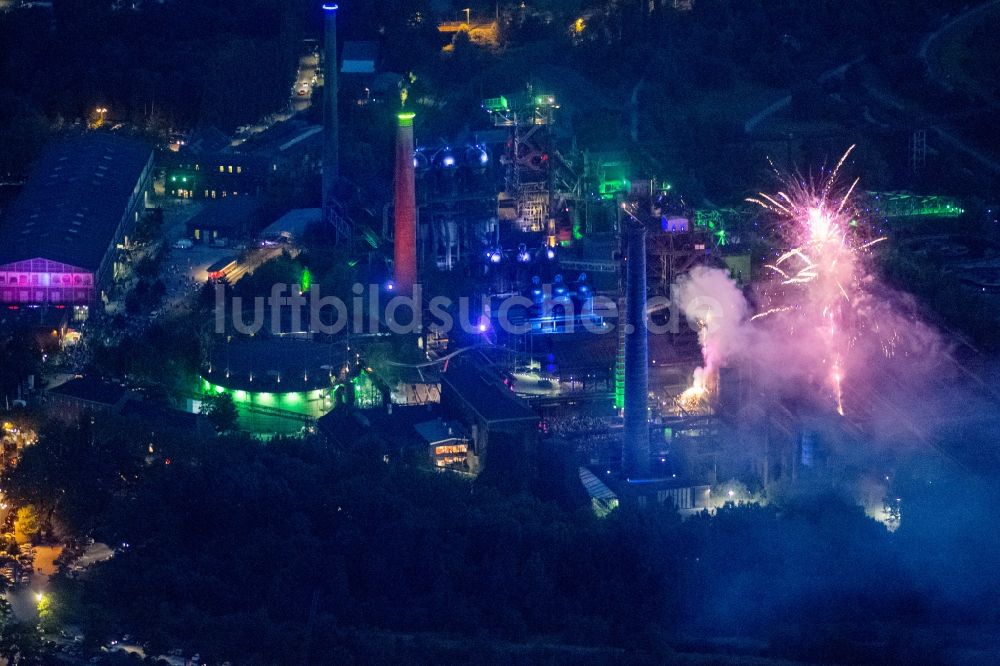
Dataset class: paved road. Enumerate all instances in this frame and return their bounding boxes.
[291,52,319,114]
[7,544,62,622]
[157,197,229,308]
[232,50,319,145]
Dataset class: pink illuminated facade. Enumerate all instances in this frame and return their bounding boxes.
[0,259,94,305]
[0,134,153,311]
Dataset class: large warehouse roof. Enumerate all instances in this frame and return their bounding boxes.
[0,133,152,270]
[441,357,537,424]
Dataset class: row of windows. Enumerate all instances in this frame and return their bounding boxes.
[434,456,466,467]
[1,288,92,304]
[170,189,248,199]
[174,164,243,173]
[0,273,92,286]
[433,444,469,456]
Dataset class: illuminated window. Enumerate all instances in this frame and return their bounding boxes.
[211,190,216,198]
[218,165,224,173]
[194,229,201,240]
[221,191,227,197]
[195,164,200,171]
[204,190,209,197]
[236,165,242,173]
[228,165,233,173]
[434,444,468,455]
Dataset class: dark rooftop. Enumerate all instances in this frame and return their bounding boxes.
[239,119,323,158]
[317,404,442,449]
[440,358,537,424]
[47,376,128,406]
[414,418,467,444]
[204,339,349,392]
[0,133,151,270]
[183,126,232,155]
[341,41,378,73]
[185,197,259,232]
[120,399,207,432]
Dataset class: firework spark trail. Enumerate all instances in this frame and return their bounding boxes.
[745,145,884,416]
[672,147,903,418]
[750,306,795,321]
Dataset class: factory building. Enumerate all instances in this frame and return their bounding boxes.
[414,418,472,469]
[46,375,209,435]
[439,356,538,458]
[341,40,378,74]
[0,133,153,312]
[165,152,273,199]
[184,198,260,246]
[199,338,349,433]
[45,376,130,420]
[165,119,327,201]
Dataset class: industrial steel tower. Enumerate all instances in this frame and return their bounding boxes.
[393,112,418,296]
[322,3,347,241]
[622,218,650,479]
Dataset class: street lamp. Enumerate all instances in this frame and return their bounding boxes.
[463,7,470,24]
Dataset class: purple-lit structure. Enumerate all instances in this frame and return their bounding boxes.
[0,134,153,310]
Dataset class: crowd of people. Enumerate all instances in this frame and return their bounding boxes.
[545,414,618,437]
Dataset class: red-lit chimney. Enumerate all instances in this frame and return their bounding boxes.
[394,112,417,296]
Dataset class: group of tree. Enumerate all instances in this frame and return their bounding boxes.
[1,408,997,663]
[0,0,313,142]
[0,328,41,405]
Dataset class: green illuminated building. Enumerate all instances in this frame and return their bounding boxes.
[200,377,332,419]
[201,339,349,426]
[868,192,965,219]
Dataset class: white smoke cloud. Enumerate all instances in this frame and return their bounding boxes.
[672,264,950,434]
[676,265,749,376]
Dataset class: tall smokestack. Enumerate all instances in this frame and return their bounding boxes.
[622,219,650,479]
[393,112,417,296]
[322,3,339,222]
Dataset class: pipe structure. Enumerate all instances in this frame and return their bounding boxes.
[393,112,418,296]
[622,219,650,480]
[321,3,339,225]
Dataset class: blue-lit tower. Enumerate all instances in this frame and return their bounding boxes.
[322,3,340,230]
[622,218,650,479]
